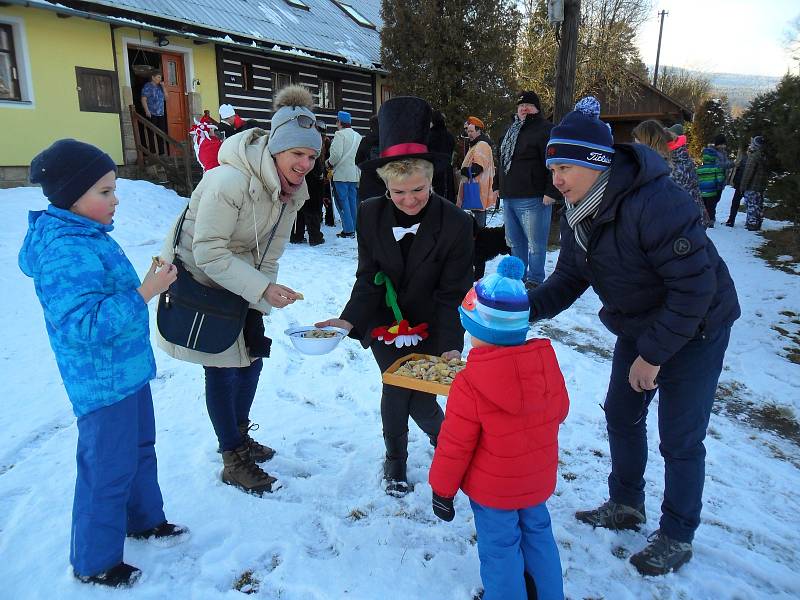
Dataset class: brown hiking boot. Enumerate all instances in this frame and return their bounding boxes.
[238,421,275,463]
[221,445,277,495]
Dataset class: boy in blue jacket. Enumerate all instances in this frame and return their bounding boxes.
[18,139,186,588]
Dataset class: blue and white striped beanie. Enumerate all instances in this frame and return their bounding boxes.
[459,256,530,346]
[546,96,614,171]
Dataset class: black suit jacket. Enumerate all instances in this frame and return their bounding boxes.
[340,194,474,354]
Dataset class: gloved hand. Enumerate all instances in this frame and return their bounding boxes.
[432,492,455,522]
[460,163,484,178]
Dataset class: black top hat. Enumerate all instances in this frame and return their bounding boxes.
[358,96,450,171]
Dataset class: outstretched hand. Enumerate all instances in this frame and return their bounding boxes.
[441,350,461,361]
[315,318,353,333]
[264,282,301,308]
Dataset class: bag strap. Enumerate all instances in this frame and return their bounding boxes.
[171,201,286,272]
[255,203,286,271]
[172,204,190,252]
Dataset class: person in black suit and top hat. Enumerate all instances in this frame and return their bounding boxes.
[317,97,474,496]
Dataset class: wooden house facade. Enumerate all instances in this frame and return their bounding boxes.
[597,74,694,142]
[0,0,385,188]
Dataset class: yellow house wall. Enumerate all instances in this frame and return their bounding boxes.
[0,6,123,165]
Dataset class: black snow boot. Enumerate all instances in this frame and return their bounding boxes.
[74,563,141,588]
[128,521,190,543]
[630,530,693,576]
[383,432,412,497]
[575,499,646,531]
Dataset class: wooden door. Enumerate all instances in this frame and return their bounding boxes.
[160,52,187,155]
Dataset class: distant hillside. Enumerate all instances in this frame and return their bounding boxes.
[706,72,782,112]
[653,66,781,113]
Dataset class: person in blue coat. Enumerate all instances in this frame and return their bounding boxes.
[529,99,740,576]
[18,139,187,588]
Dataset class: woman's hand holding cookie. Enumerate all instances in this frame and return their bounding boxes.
[264,282,302,308]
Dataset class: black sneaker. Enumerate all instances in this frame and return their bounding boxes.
[630,530,693,576]
[309,237,325,246]
[336,231,355,238]
[128,521,189,541]
[575,500,646,531]
[75,562,141,588]
[289,237,307,244]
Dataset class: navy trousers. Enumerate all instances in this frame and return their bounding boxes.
[604,326,731,543]
[71,384,165,576]
[204,359,263,451]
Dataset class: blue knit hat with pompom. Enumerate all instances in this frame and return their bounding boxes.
[458,256,530,346]
[546,96,614,171]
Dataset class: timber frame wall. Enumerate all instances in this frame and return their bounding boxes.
[215,46,376,134]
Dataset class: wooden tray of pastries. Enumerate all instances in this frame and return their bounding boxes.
[382,353,466,396]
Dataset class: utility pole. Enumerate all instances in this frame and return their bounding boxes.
[553,0,580,123]
[653,10,668,88]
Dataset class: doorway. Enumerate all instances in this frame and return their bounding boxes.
[127,46,188,155]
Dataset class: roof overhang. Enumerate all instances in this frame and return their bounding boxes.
[5,0,386,74]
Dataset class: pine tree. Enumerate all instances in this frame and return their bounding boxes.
[380,0,521,133]
[736,75,800,226]
[687,97,735,159]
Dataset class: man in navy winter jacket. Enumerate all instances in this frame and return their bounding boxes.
[529,98,740,576]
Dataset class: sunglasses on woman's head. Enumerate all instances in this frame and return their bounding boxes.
[271,113,316,135]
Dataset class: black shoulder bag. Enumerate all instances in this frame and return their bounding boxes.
[156,203,286,354]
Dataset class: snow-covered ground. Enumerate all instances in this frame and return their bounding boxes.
[0,180,798,599]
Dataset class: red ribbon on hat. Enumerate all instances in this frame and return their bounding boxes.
[380,143,429,158]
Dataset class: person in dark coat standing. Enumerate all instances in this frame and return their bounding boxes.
[496,91,561,287]
[428,110,457,202]
[291,121,328,246]
[316,96,474,497]
[356,114,385,202]
[530,97,740,577]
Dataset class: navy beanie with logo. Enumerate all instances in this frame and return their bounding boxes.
[459,256,530,346]
[30,139,117,209]
[546,96,614,171]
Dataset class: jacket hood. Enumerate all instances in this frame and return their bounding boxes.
[597,143,670,220]
[461,340,553,415]
[19,206,111,277]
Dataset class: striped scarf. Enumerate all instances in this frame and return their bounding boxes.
[500,116,524,174]
[565,170,610,252]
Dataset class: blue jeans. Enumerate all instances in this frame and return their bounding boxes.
[71,384,165,576]
[333,181,358,234]
[204,359,263,451]
[604,326,731,542]
[470,500,564,600]
[503,197,552,284]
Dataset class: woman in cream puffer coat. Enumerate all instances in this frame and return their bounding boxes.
[158,85,321,495]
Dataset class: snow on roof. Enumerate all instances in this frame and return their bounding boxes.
[45,0,383,69]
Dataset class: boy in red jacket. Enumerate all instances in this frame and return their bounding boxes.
[429,256,569,600]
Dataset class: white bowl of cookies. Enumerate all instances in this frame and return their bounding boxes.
[284,325,348,355]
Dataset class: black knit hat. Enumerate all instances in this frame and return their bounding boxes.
[30,139,117,209]
[358,96,450,171]
[516,91,541,111]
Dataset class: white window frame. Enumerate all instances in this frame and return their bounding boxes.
[0,14,35,108]
[333,2,376,28]
[319,78,336,110]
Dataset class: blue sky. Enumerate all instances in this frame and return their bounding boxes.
[635,0,798,76]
